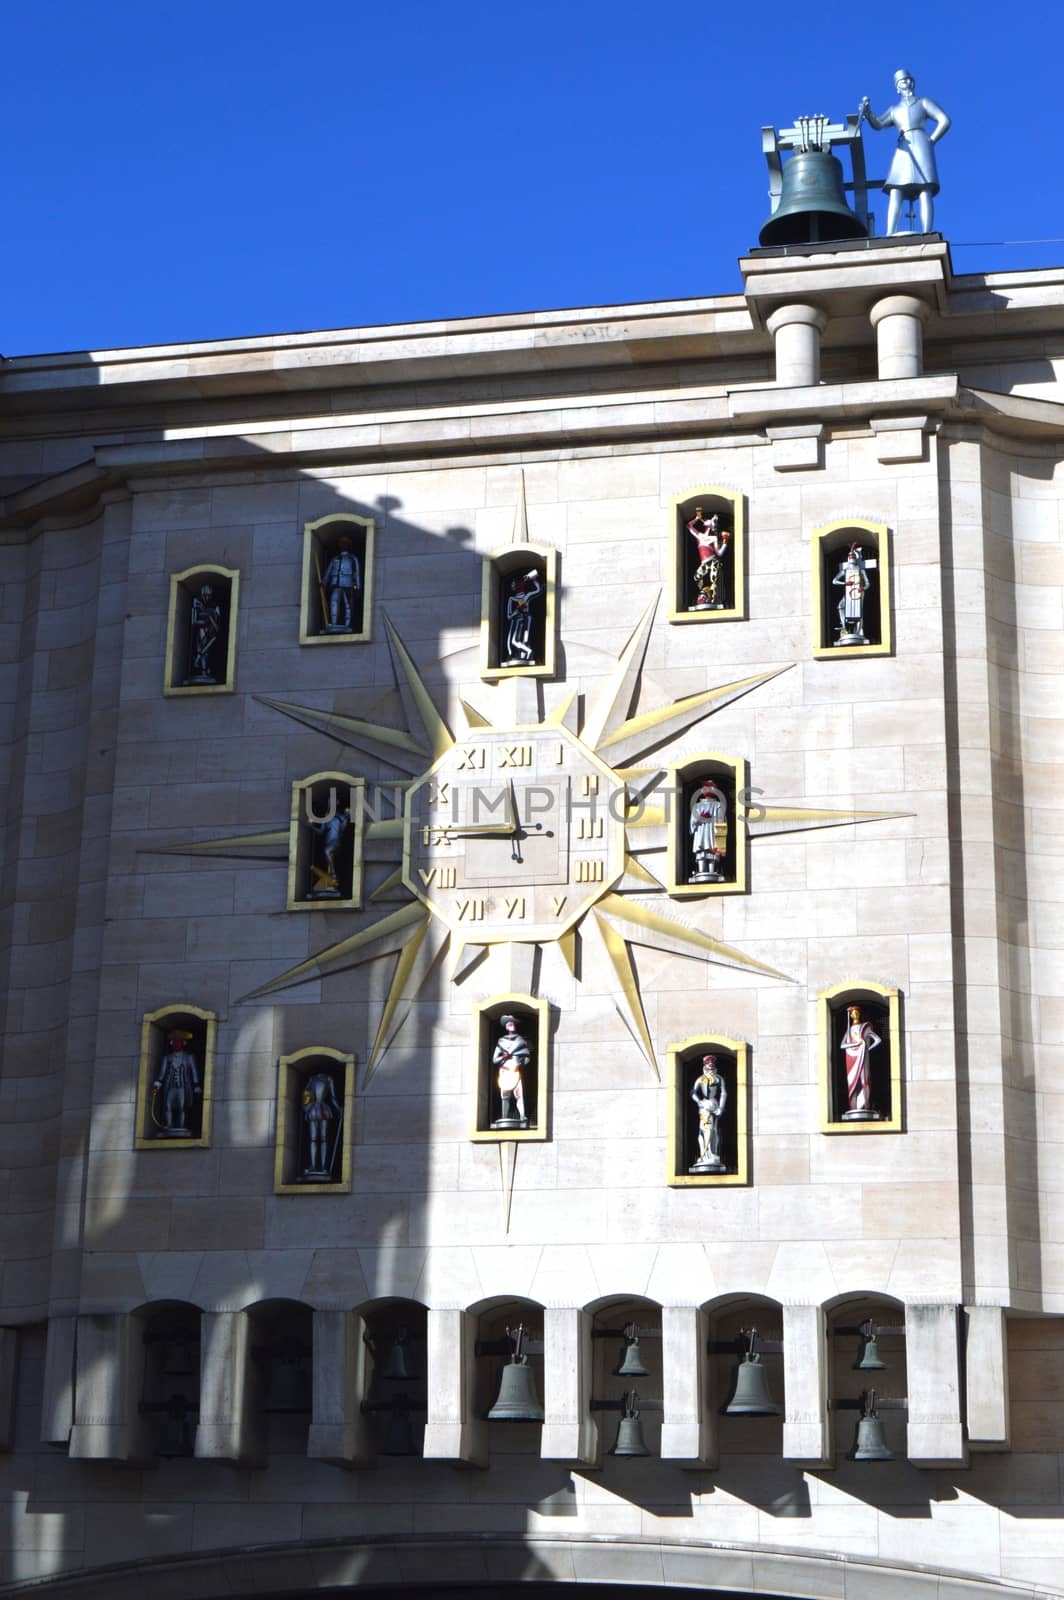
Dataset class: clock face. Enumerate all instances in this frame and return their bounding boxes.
[403,725,625,941]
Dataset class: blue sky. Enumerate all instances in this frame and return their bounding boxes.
[4,0,1063,354]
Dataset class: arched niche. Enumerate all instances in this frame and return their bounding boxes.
[665,751,748,898]
[589,1296,663,1462]
[274,1045,355,1192]
[134,1301,202,1459]
[360,1298,428,1459]
[300,512,375,644]
[667,486,746,623]
[471,993,550,1143]
[828,1293,907,1463]
[811,518,892,658]
[286,771,366,911]
[164,563,239,694]
[135,1004,215,1149]
[475,1298,546,1457]
[708,1295,784,1459]
[818,979,902,1133]
[479,542,557,679]
[666,1035,749,1187]
[248,1299,314,1457]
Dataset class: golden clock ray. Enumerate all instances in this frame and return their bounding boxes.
[595,665,793,766]
[580,594,659,753]
[594,891,792,982]
[239,901,430,1001]
[383,613,454,760]
[255,695,429,771]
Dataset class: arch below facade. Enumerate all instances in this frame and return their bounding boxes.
[4,1535,1058,1600]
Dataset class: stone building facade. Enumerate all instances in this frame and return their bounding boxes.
[0,235,1062,1598]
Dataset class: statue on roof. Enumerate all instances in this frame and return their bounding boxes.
[859,71,951,235]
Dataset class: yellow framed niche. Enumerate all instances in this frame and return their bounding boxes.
[811,520,892,659]
[667,487,746,623]
[274,1046,355,1193]
[819,979,902,1133]
[300,513,375,645]
[135,1004,216,1150]
[163,565,239,695]
[287,772,366,911]
[479,543,558,680]
[667,1035,749,1186]
[471,993,550,1143]
[665,753,748,898]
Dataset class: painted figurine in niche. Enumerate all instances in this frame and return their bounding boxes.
[840,1005,883,1121]
[185,584,223,684]
[832,542,874,646]
[689,1054,727,1172]
[491,1014,531,1129]
[307,798,351,900]
[503,569,542,665]
[689,779,728,883]
[318,536,361,634]
[687,508,731,611]
[301,1069,343,1180]
[152,1030,203,1138]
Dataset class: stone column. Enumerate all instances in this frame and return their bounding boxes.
[40,1315,76,1446]
[781,1304,831,1466]
[0,1329,17,1451]
[541,1307,598,1466]
[965,1305,1010,1451]
[870,294,931,380]
[422,1308,486,1466]
[194,1310,259,1463]
[68,1313,141,1460]
[308,1309,372,1466]
[765,304,828,388]
[905,1302,968,1466]
[660,1306,713,1466]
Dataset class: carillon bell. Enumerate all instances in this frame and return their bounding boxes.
[855,1333,885,1371]
[487,1355,544,1421]
[759,150,868,247]
[851,1394,895,1462]
[377,1327,415,1381]
[725,1353,781,1416]
[616,1324,647,1378]
[611,1391,650,1457]
[161,1338,196,1379]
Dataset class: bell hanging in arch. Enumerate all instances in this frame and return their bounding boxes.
[487,1356,544,1422]
[377,1327,415,1381]
[851,1392,895,1461]
[611,1391,650,1457]
[616,1324,648,1378]
[855,1332,886,1371]
[724,1353,781,1416]
[759,150,868,247]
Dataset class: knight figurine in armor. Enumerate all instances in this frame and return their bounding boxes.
[840,1005,883,1121]
[491,1014,531,1128]
[689,1054,726,1172]
[185,584,223,684]
[859,70,951,235]
[686,508,731,611]
[320,537,361,633]
[832,542,871,645]
[152,1030,203,1138]
[689,779,728,883]
[301,1070,342,1179]
[503,570,541,665]
[308,804,351,899]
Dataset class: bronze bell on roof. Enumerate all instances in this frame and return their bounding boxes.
[850,1391,895,1461]
[611,1391,651,1457]
[759,150,868,247]
[616,1323,648,1378]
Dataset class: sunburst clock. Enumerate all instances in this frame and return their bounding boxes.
[158,594,903,1081]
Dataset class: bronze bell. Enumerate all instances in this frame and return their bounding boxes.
[724,1353,781,1416]
[851,1394,895,1461]
[855,1333,886,1371]
[611,1391,650,1457]
[487,1356,544,1422]
[616,1324,648,1378]
[759,150,868,247]
[377,1327,415,1381]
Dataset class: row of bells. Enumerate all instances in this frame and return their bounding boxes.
[486,1353,896,1461]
